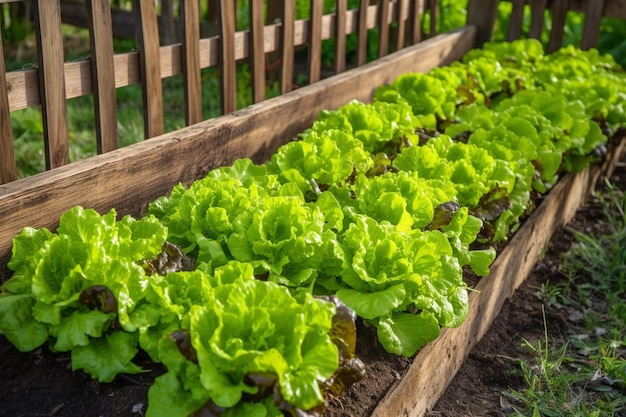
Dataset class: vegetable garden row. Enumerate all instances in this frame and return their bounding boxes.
[1,38,625,417]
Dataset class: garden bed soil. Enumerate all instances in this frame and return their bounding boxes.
[1,154,624,417]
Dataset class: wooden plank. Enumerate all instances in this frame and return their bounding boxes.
[335,0,347,73]
[507,0,526,41]
[280,0,295,94]
[0,27,477,267]
[134,0,164,138]
[357,0,369,65]
[581,0,606,50]
[33,0,69,170]
[218,0,236,114]
[378,0,391,57]
[528,0,548,39]
[249,0,265,103]
[547,0,570,52]
[371,136,626,417]
[408,0,425,44]
[466,0,499,46]
[86,0,118,154]
[0,30,17,184]
[394,0,408,50]
[181,0,203,125]
[308,0,323,83]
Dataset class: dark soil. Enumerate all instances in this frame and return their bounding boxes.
[1,154,625,417]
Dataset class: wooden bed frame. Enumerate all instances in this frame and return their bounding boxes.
[1,1,625,415]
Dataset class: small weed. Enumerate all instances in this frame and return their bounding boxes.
[504,182,626,416]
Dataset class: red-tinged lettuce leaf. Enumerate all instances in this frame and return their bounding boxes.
[426,201,461,231]
[471,185,512,222]
[142,241,195,276]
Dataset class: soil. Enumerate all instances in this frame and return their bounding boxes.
[1,154,625,417]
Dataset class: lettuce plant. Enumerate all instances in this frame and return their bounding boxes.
[0,206,168,381]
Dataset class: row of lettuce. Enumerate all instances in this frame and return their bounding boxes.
[1,39,625,417]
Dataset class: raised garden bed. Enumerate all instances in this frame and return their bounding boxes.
[1,24,626,417]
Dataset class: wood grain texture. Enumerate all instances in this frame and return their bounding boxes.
[249,0,265,103]
[308,0,323,84]
[335,0,347,74]
[134,0,164,138]
[371,137,626,417]
[87,0,118,154]
[181,0,203,125]
[581,0,606,50]
[378,0,391,57]
[0,27,476,266]
[34,0,69,170]
[280,0,295,94]
[357,0,369,66]
[0,31,17,184]
[219,0,236,114]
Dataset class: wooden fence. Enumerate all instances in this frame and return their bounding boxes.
[470,0,626,49]
[0,0,439,185]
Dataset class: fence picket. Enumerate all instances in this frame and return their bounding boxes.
[280,0,295,94]
[249,0,266,103]
[87,0,118,154]
[308,0,323,83]
[0,30,17,184]
[528,0,548,39]
[134,0,164,138]
[219,0,236,114]
[379,0,391,57]
[548,0,570,52]
[581,0,606,50]
[335,0,347,73]
[357,0,369,65]
[181,0,203,125]
[507,0,526,41]
[408,0,425,44]
[34,0,69,169]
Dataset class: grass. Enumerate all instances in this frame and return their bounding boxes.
[504,181,626,416]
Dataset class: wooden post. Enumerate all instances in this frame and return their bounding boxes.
[0,29,17,184]
[547,0,570,52]
[249,0,266,103]
[528,0,548,40]
[86,0,118,154]
[181,0,203,125]
[378,0,390,57]
[33,0,69,170]
[308,0,323,83]
[466,0,498,46]
[507,0,526,41]
[357,0,369,65]
[134,0,164,138]
[408,0,425,45]
[335,0,347,73]
[218,0,237,114]
[280,0,295,94]
[581,0,606,50]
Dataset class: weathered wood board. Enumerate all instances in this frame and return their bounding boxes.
[371,138,626,417]
[0,26,476,273]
